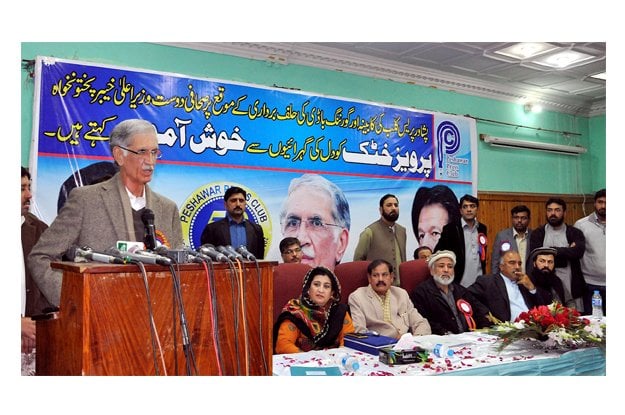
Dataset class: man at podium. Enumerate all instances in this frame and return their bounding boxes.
[28,118,184,306]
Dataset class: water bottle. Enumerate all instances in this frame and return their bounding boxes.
[337,353,360,372]
[431,343,454,358]
[592,290,603,318]
[419,342,455,358]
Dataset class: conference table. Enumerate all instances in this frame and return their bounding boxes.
[273,331,605,376]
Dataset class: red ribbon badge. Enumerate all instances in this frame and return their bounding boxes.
[478,233,487,261]
[456,299,476,331]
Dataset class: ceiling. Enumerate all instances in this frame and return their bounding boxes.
[160,42,606,116]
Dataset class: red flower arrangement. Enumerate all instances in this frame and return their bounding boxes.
[485,301,605,351]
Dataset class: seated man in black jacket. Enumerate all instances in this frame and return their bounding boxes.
[411,250,490,334]
[469,250,550,323]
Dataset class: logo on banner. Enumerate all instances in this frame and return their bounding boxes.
[436,121,470,179]
[436,121,461,168]
[180,182,272,254]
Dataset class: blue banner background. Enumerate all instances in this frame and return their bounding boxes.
[31,56,477,264]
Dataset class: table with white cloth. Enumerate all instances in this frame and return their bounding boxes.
[272,331,605,376]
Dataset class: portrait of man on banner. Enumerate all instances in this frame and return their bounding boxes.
[279,174,350,271]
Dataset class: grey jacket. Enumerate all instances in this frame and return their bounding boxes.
[28,173,183,305]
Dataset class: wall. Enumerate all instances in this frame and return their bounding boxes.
[21,42,606,195]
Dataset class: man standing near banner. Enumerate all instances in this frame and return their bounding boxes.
[279,174,350,271]
[200,186,265,259]
[435,194,487,287]
[28,119,184,306]
[353,194,406,286]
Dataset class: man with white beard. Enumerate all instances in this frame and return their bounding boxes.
[410,250,490,334]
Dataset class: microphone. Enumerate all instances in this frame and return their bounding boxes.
[217,245,241,261]
[198,244,229,262]
[141,208,157,251]
[106,247,173,266]
[66,245,126,264]
[181,246,213,263]
[224,245,244,260]
[235,245,256,261]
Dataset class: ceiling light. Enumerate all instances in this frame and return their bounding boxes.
[523,103,543,113]
[532,50,595,69]
[493,42,559,60]
[590,72,607,80]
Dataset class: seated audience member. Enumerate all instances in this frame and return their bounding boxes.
[413,246,432,261]
[273,266,354,354]
[529,247,565,304]
[469,250,550,322]
[411,250,490,334]
[348,259,431,338]
[279,237,303,264]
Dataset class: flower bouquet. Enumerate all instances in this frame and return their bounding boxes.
[485,301,605,351]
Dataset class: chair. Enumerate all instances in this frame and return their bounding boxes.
[334,261,370,303]
[399,259,431,297]
[272,263,312,323]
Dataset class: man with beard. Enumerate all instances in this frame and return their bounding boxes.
[528,247,565,304]
[575,189,606,315]
[469,250,550,322]
[200,186,265,259]
[491,205,532,275]
[529,198,585,311]
[411,251,490,335]
[353,194,406,286]
[348,259,431,338]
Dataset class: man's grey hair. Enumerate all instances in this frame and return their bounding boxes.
[109,119,157,153]
[280,173,351,229]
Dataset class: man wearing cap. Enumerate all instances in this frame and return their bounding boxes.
[468,250,550,322]
[529,247,565,304]
[348,259,431,339]
[411,251,490,335]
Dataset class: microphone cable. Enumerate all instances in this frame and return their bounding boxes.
[224,258,242,375]
[134,260,167,375]
[199,257,223,375]
[234,258,250,376]
[168,263,198,375]
[252,259,269,375]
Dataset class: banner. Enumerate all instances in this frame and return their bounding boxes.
[30,56,477,270]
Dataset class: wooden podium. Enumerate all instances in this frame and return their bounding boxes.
[36,261,275,375]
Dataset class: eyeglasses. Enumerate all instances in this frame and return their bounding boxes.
[283,247,302,255]
[281,216,342,234]
[117,145,162,160]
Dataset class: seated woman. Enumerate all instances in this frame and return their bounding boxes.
[274,266,354,354]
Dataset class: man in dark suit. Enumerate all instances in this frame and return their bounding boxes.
[469,250,550,322]
[200,186,265,259]
[491,205,532,274]
[434,194,487,287]
[411,250,490,335]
